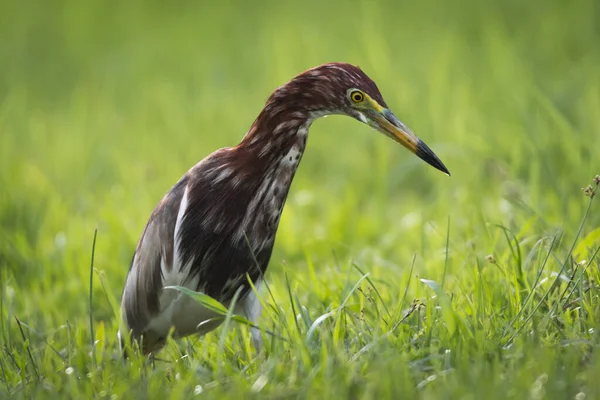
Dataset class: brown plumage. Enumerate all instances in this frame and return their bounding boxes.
[119,62,450,355]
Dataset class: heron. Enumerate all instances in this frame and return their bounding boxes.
[119,62,450,355]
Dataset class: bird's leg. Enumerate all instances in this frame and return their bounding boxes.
[246,301,263,354]
[250,323,263,354]
[236,280,263,354]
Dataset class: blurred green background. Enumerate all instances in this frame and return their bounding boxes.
[1,0,599,398]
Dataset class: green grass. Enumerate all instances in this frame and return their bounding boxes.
[1,0,600,398]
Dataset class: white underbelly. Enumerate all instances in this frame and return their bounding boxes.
[145,269,261,340]
[146,289,222,339]
[146,257,222,338]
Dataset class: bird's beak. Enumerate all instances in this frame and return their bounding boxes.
[368,108,450,175]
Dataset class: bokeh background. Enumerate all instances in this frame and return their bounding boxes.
[1,0,599,397]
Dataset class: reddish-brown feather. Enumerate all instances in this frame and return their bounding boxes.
[119,62,388,354]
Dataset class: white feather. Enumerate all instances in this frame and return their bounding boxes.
[281,146,302,166]
[145,185,218,338]
[356,111,368,124]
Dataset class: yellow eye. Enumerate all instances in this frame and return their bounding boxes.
[350,90,364,103]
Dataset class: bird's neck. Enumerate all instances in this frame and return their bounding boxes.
[237,77,331,159]
[233,106,325,237]
[237,105,326,169]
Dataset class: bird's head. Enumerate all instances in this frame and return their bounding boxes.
[281,62,450,175]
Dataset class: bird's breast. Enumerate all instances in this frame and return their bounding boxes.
[172,125,309,301]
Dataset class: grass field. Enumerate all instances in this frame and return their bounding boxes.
[1,0,600,398]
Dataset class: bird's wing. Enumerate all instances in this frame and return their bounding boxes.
[120,176,189,336]
[121,149,275,337]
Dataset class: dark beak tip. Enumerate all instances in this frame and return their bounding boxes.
[440,164,451,176]
[437,164,451,177]
[415,140,450,176]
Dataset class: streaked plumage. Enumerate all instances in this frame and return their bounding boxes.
[119,62,450,355]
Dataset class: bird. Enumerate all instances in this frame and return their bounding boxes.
[118,62,450,356]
